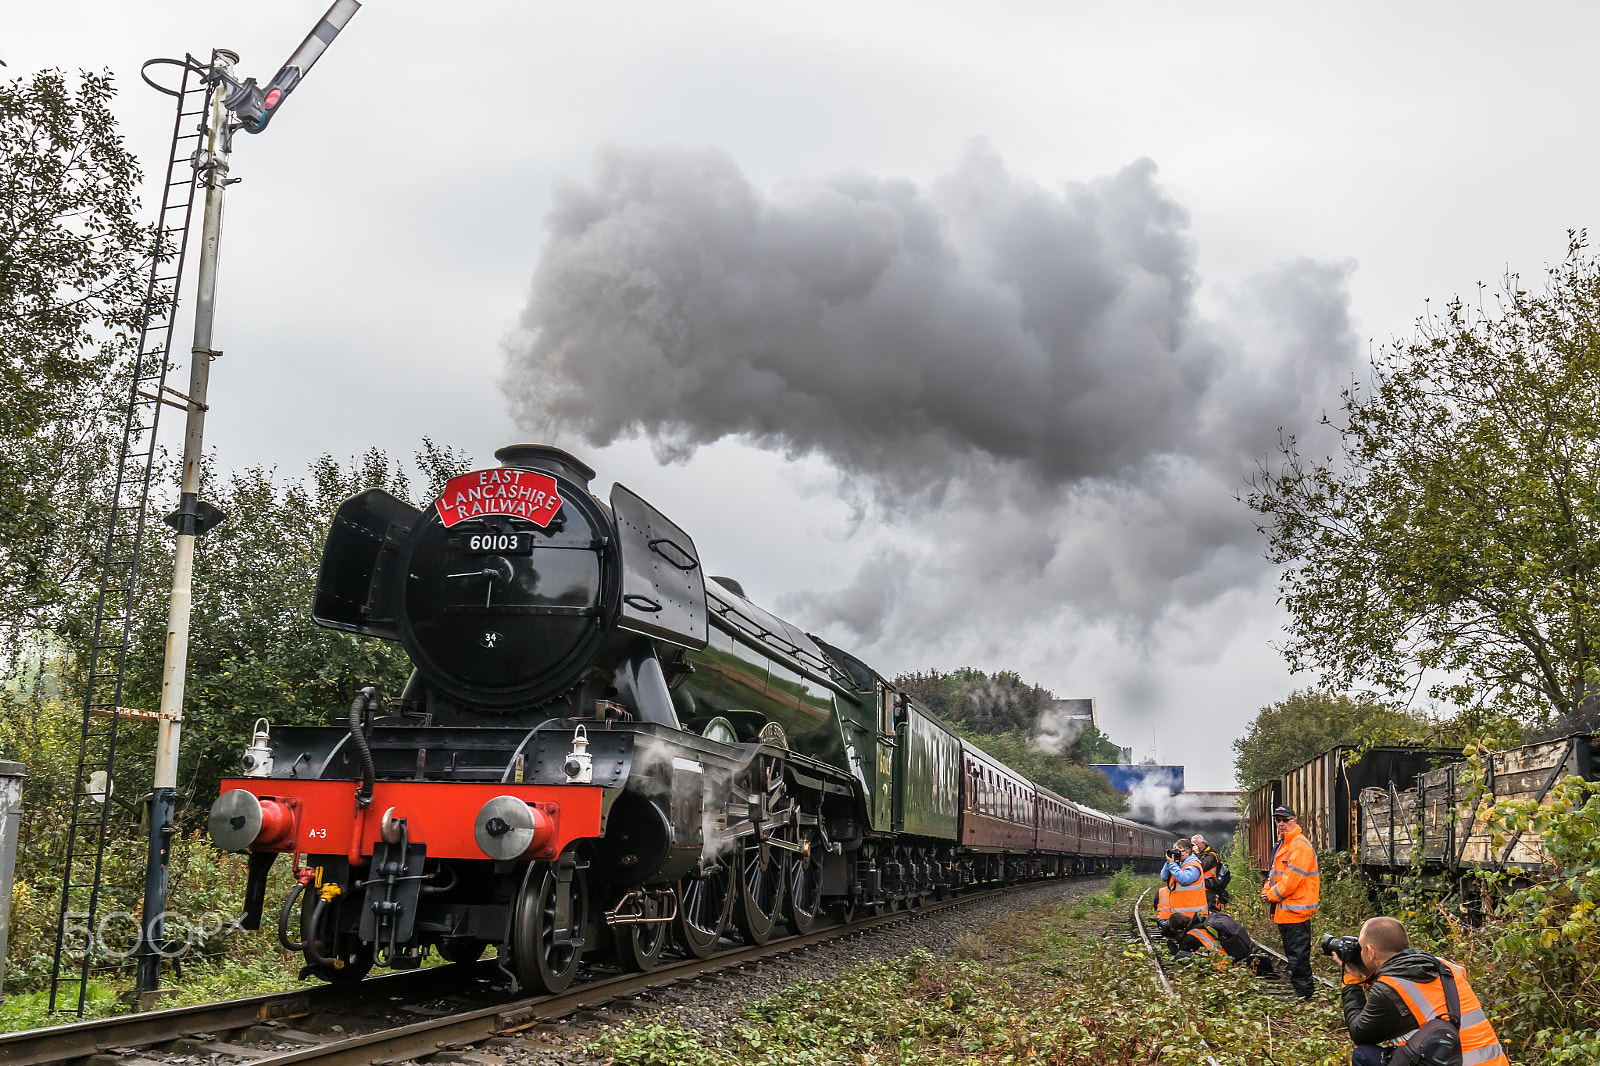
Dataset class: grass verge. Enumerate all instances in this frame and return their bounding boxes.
[593,880,1355,1065]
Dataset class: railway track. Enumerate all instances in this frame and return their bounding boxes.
[3,876,1097,1066]
[1126,886,1339,1066]
[1128,886,1336,999]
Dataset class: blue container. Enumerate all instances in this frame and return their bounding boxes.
[1090,764,1184,794]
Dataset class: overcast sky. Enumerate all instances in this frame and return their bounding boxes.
[11,2,1599,788]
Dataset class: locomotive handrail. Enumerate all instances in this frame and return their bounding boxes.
[704,588,855,691]
[646,537,699,571]
[708,611,858,702]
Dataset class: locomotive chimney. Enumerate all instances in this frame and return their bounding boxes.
[494,444,595,490]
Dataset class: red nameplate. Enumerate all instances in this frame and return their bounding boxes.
[434,468,563,528]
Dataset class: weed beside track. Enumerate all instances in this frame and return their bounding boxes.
[594,877,1356,1065]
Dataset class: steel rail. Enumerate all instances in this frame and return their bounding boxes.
[1130,887,1222,1066]
[1131,886,1174,997]
[1252,939,1339,990]
[1130,887,1340,1066]
[252,880,1062,1066]
[4,876,1096,1066]
[0,961,496,1066]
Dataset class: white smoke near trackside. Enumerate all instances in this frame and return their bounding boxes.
[1123,768,1217,827]
[952,675,1037,732]
[1032,704,1087,755]
[621,735,742,867]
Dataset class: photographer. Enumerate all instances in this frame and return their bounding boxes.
[1337,917,1508,1066]
[1191,833,1231,908]
[1154,849,1179,951]
[1168,911,1259,968]
[1162,838,1209,926]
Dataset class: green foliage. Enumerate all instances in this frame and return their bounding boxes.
[0,700,315,1004]
[1073,723,1123,765]
[1231,688,1433,791]
[893,667,1128,809]
[1224,746,1600,1062]
[1108,865,1138,900]
[0,66,148,633]
[0,445,469,997]
[113,452,424,803]
[1460,773,1600,1057]
[1247,235,1600,722]
[896,667,1052,734]
[893,670,1120,762]
[597,891,1354,1065]
[10,443,472,810]
[593,1023,735,1066]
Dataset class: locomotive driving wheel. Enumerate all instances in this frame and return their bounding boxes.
[512,858,589,993]
[780,821,824,935]
[733,836,783,945]
[615,897,670,972]
[677,866,733,958]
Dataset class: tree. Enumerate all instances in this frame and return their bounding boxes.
[0,68,148,635]
[1231,688,1432,792]
[894,668,1057,735]
[1248,236,1600,727]
[894,668,1132,808]
[1074,724,1123,765]
[107,443,470,811]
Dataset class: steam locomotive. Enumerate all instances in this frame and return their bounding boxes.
[207,445,1167,992]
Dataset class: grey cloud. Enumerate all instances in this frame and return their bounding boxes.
[505,143,1220,493]
[503,143,1358,651]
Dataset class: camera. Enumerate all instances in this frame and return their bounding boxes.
[1320,934,1362,967]
[1165,848,1178,861]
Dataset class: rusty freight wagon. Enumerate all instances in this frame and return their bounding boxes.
[1360,733,1599,874]
[1245,745,1456,873]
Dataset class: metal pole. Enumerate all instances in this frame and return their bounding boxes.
[136,49,236,998]
[0,760,25,1004]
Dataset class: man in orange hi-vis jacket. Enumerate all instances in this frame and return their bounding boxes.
[1341,916,1509,1066]
[1262,805,1319,999]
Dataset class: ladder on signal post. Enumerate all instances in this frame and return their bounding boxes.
[47,56,215,1016]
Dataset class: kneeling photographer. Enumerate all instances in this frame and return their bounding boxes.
[1333,917,1508,1066]
[1167,911,1270,973]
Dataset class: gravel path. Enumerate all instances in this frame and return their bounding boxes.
[495,876,1110,1066]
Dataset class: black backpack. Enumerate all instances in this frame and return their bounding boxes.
[1389,959,1463,1066]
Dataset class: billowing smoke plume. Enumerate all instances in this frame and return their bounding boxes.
[1032,702,1090,755]
[503,143,1357,663]
[1124,769,1217,827]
